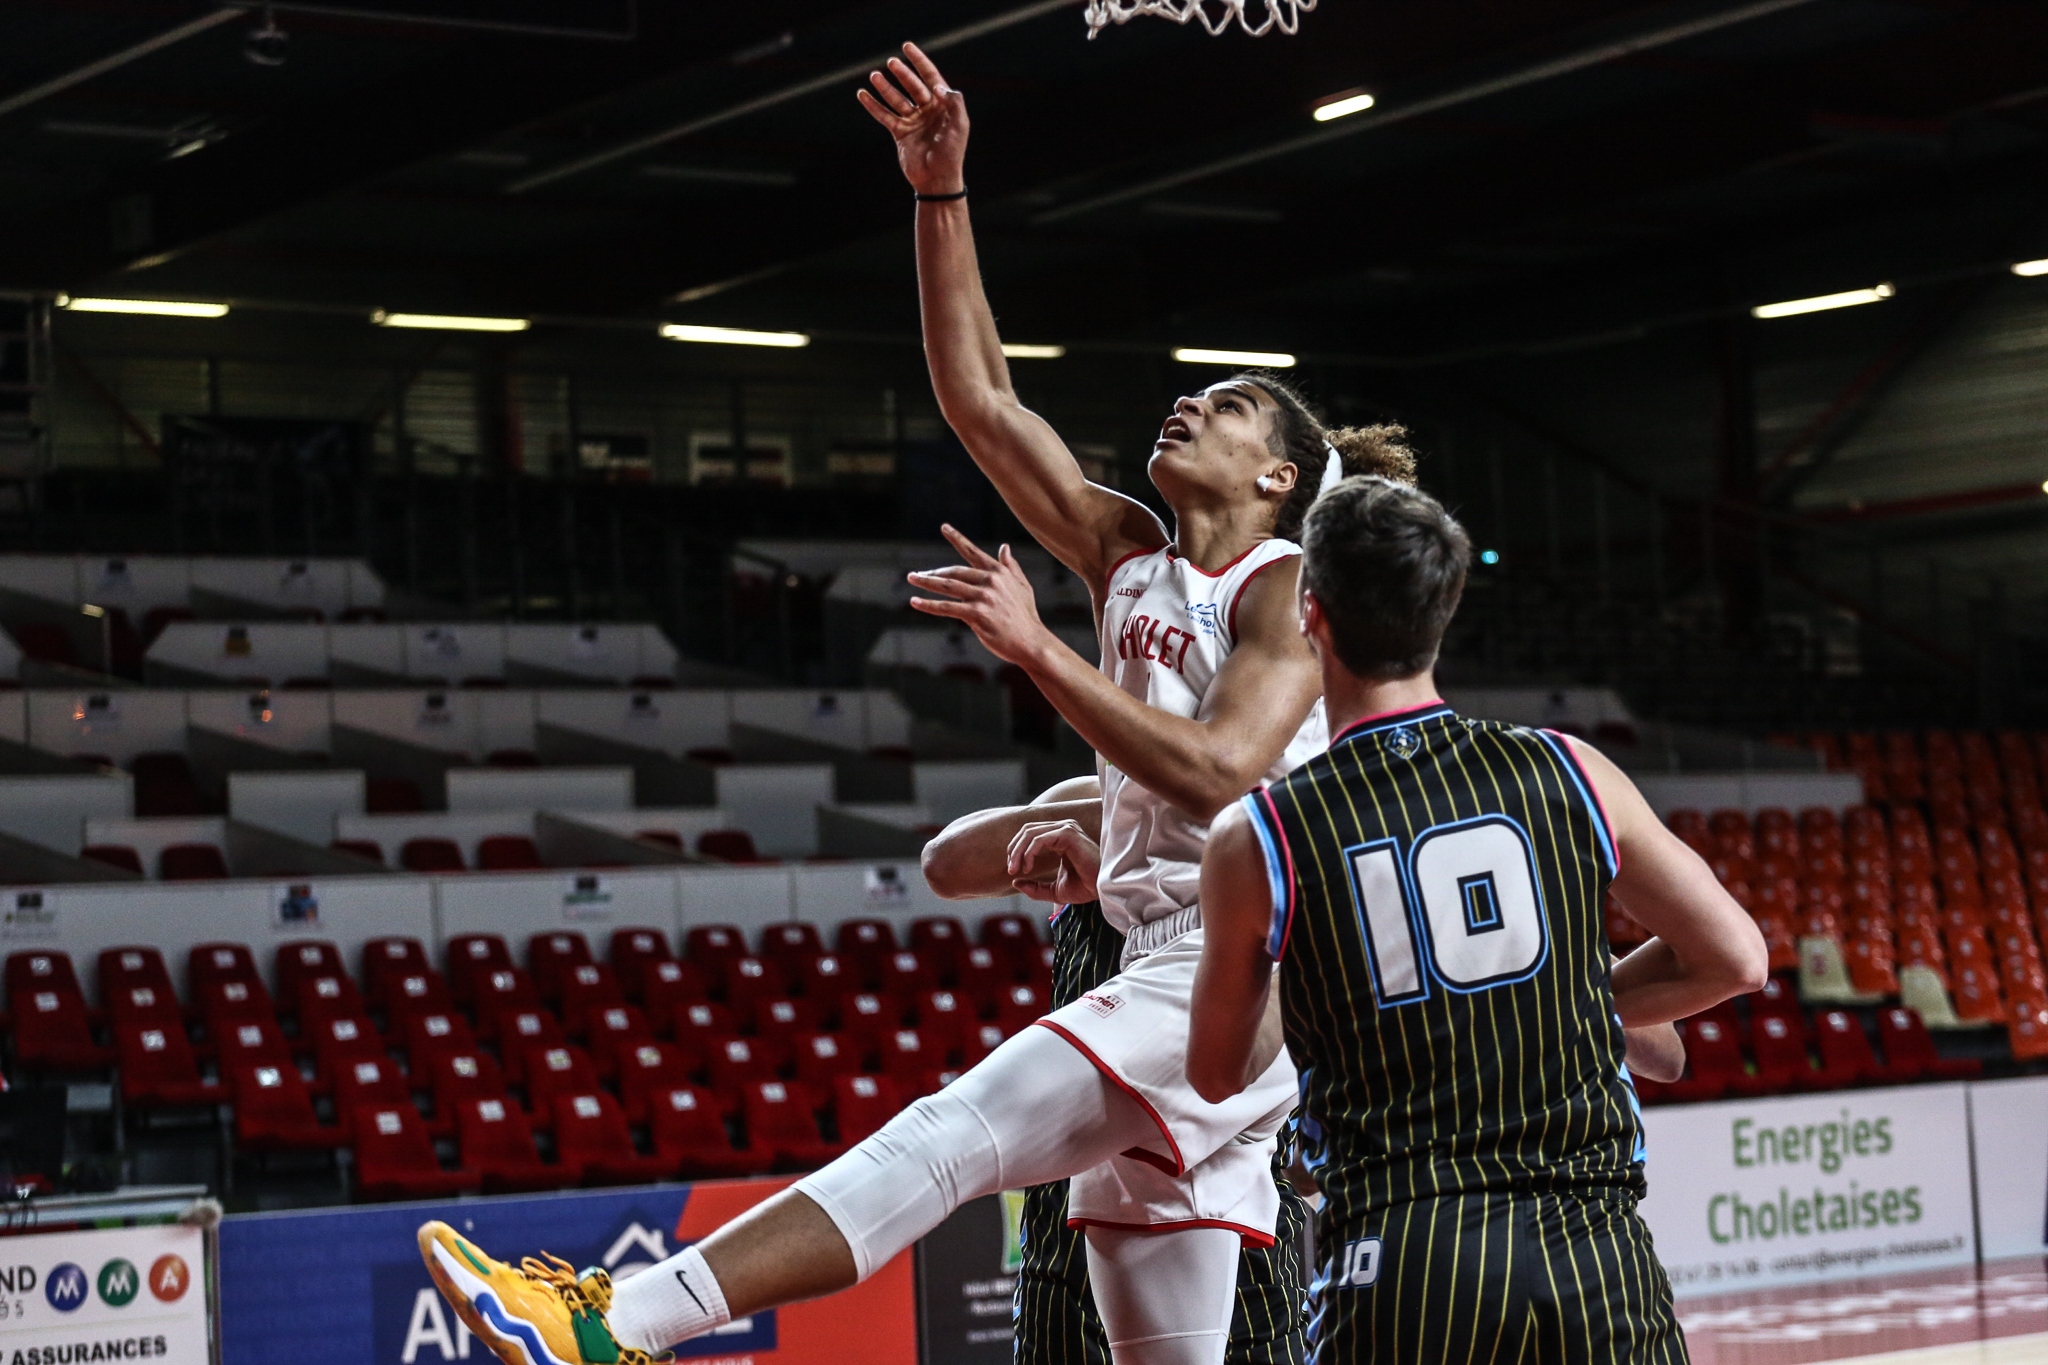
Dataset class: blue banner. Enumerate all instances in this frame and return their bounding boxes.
[219,1184,749,1365]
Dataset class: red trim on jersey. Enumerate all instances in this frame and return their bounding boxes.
[1103,545,1161,592]
[1166,541,1266,579]
[1329,699,1449,747]
[1033,1018,1186,1176]
[1544,728,1622,876]
[1063,1216,1279,1250]
[1226,549,1299,642]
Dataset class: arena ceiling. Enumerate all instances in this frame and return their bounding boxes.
[3,0,2047,369]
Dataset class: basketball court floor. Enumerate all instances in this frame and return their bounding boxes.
[1676,1257,2048,1365]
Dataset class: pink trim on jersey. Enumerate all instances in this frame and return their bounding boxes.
[1256,784,1300,961]
[1328,699,1448,747]
[1544,728,1622,875]
[1226,549,1299,642]
[1165,541,1266,579]
[1064,1216,1279,1250]
[1033,1018,1186,1176]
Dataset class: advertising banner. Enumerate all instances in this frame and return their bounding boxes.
[0,1223,208,1365]
[915,1193,1025,1365]
[1968,1075,2048,1262]
[218,1178,916,1365]
[1639,1083,1975,1297]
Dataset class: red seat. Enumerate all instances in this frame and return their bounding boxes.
[352,1104,480,1201]
[189,943,262,1000]
[228,1062,346,1149]
[114,1023,224,1108]
[836,920,898,986]
[274,940,348,1006]
[670,1002,739,1067]
[880,950,938,997]
[790,1031,861,1090]
[523,1044,603,1126]
[1875,1007,1981,1080]
[1813,1010,1889,1085]
[954,947,1007,1011]
[330,839,386,865]
[553,1091,671,1186]
[558,963,626,1035]
[616,1042,694,1123]
[331,1056,414,1135]
[980,913,1041,970]
[908,917,968,981]
[215,1018,295,1076]
[642,960,714,1036]
[471,969,542,1038]
[402,838,467,873]
[478,835,546,871]
[650,1086,764,1179]
[877,1027,938,1092]
[160,843,230,881]
[114,982,188,1032]
[834,991,903,1062]
[1752,1014,1829,1091]
[702,1036,775,1095]
[401,1011,478,1069]
[293,973,367,1031]
[423,1051,510,1136]
[911,989,974,1061]
[528,932,595,1005]
[91,947,167,1009]
[760,922,824,970]
[361,937,432,1011]
[752,997,819,1046]
[81,845,145,875]
[305,1015,386,1090]
[743,1080,839,1170]
[583,1005,654,1080]
[445,934,513,1008]
[608,928,674,1001]
[721,955,784,1016]
[992,983,1048,1035]
[795,952,853,1001]
[832,1074,903,1145]
[383,970,456,1036]
[11,986,112,1069]
[697,829,765,863]
[7,950,85,1009]
[684,924,748,973]
[456,1097,559,1193]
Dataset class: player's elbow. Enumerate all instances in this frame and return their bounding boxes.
[919,830,985,901]
[1187,1055,1245,1105]
[1713,921,1771,997]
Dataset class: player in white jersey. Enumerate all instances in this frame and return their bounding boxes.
[415,42,1413,1365]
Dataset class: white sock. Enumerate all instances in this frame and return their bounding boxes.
[608,1245,730,1352]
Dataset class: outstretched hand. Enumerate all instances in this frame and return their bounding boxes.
[906,524,1053,668]
[856,42,969,195]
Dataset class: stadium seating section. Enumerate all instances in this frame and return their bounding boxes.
[1631,728,2048,1102]
[2,914,1054,1200]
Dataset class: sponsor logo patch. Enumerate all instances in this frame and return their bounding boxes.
[1081,992,1124,1017]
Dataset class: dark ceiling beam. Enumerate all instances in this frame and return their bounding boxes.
[0,7,243,122]
[1028,0,1830,224]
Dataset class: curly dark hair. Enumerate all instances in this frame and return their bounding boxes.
[1226,370,1419,541]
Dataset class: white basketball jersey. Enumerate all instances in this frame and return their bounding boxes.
[1094,541,1328,937]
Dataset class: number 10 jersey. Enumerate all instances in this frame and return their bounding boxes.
[1241,701,1645,1236]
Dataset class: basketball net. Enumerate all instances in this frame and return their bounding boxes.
[1083,0,1317,38]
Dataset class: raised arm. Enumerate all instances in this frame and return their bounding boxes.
[860,44,1165,587]
[911,529,1321,822]
[1567,737,1771,1026]
[1188,802,1283,1102]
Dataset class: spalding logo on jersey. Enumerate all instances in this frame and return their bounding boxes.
[1332,1236,1382,1289]
[1385,728,1421,760]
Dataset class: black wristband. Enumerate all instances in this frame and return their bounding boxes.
[915,188,968,202]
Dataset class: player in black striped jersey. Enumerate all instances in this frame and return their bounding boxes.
[1191,478,1766,1365]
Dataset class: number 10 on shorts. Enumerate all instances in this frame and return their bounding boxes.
[1349,816,1549,1005]
[1335,1237,1382,1289]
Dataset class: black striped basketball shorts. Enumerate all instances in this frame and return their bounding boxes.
[1311,1189,1688,1365]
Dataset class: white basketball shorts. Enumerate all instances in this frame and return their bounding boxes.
[1034,926,1299,1247]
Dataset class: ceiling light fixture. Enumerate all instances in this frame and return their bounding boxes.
[1751,283,1894,320]
[372,310,529,332]
[1171,346,1297,368]
[1312,90,1376,123]
[2012,258,2048,278]
[1001,343,1065,359]
[58,296,228,318]
[659,323,809,348]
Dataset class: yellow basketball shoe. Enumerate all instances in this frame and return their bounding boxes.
[417,1221,669,1365]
